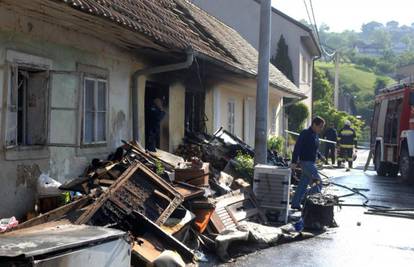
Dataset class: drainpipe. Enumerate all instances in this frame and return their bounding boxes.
[131,50,194,141]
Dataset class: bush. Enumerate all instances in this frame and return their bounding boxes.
[287,102,310,132]
[314,100,365,139]
[234,151,254,180]
[267,136,285,153]
[155,160,165,176]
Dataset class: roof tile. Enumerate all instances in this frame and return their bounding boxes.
[58,0,302,96]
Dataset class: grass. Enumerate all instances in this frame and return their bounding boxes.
[316,61,395,95]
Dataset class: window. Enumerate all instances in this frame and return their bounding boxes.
[384,98,403,144]
[83,77,107,144]
[371,102,381,144]
[6,66,48,147]
[301,55,307,83]
[271,107,277,135]
[227,100,235,134]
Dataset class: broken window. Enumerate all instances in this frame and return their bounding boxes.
[83,77,107,144]
[5,66,48,147]
[227,100,235,134]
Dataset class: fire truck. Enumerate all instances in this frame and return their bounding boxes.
[371,83,414,180]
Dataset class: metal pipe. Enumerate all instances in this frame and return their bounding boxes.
[131,50,194,141]
[254,0,272,165]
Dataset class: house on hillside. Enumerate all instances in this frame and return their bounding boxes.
[0,0,304,218]
[354,42,384,57]
[396,63,414,82]
[190,0,321,126]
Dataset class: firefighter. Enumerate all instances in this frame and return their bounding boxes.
[337,120,357,171]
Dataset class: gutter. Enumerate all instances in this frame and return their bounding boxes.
[131,50,194,141]
[196,52,306,98]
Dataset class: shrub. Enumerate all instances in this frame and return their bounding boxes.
[267,135,285,154]
[234,151,254,180]
[287,102,310,132]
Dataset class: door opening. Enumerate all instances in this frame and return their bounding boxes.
[145,81,169,151]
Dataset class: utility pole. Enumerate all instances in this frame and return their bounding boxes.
[334,51,339,109]
[254,0,271,165]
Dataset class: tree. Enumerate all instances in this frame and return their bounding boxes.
[313,67,333,103]
[271,35,294,82]
[286,102,309,132]
[361,21,383,35]
[371,29,391,49]
[374,77,387,95]
[386,20,399,29]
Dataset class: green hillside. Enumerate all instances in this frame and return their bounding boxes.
[316,61,395,95]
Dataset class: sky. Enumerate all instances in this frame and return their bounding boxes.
[271,0,414,32]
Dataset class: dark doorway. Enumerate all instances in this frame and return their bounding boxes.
[185,90,206,133]
[145,81,169,151]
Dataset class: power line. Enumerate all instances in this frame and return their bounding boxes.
[309,0,321,46]
[321,45,337,58]
[303,0,313,30]
[304,0,337,60]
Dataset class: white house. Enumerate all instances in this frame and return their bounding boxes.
[190,0,321,126]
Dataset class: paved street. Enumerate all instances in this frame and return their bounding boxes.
[208,150,414,267]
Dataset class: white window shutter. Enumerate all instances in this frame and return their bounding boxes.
[48,71,80,147]
[4,64,18,149]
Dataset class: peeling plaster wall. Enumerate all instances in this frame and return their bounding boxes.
[0,7,145,218]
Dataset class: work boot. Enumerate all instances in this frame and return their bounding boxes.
[346,167,350,172]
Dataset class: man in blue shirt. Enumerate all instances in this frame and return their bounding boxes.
[291,116,325,210]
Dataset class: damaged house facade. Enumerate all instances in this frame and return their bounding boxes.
[0,0,304,218]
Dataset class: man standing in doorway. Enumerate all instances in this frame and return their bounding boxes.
[147,98,166,152]
[323,122,338,165]
[291,116,326,210]
[337,120,357,171]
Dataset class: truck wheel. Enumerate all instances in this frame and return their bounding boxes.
[375,144,387,176]
[399,145,414,183]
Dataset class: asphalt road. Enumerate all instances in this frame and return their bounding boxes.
[206,150,414,267]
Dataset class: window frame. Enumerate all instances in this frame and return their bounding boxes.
[301,55,307,83]
[3,50,52,160]
[271,107,277,135]
[81,76,108,146]
[16,67,49,147]
[227,99,236,134]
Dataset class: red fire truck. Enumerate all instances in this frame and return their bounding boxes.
[371,83,414,180]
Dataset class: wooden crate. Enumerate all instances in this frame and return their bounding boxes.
[174,163,209,187]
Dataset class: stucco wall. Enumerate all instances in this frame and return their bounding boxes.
[0,7,142,218]
[169,82,185,152]
[206,80,283,146]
